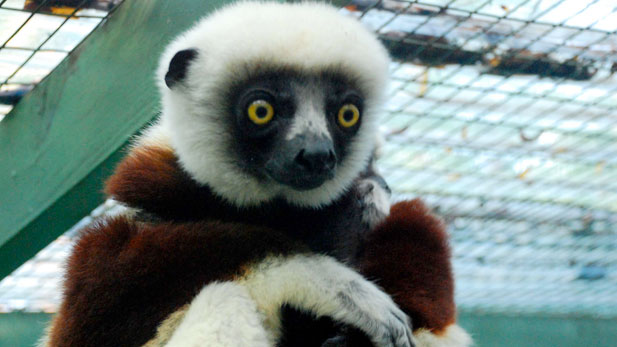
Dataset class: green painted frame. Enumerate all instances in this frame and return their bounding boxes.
[0,0,234,279]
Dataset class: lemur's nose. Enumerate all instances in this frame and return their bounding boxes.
[295,142,336,174]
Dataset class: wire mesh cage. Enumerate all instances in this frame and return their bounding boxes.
[0,0,123,118]
[0,0,615,322]
[341,0,617,319]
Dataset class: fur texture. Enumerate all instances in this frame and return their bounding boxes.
[143,305,189,346]
[103,145,465,346]
[413,326,473,347]
[359,200,457,332]
[47,217,302,346]
[238,254,413,345]
[105,145,381,262]
[164,282,272,347]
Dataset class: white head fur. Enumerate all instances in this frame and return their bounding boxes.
[146,1,390,208]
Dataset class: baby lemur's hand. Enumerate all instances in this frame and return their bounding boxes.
[356,174,392,229]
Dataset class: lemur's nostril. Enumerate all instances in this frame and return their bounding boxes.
[295,149,310,169]
[327,151,336,167]
[295,147,336,173]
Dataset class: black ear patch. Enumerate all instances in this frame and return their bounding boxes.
[165,49,198,88]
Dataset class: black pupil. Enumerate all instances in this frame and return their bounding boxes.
[343,109,355,122]
[256,105,268,118]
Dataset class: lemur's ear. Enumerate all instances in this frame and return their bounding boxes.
[165,49,198,88]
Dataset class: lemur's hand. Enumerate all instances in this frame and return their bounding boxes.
[332,277,414,347]
[356,175,392,230]
[240,254,415,347]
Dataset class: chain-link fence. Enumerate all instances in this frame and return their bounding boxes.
[0,0,615,319]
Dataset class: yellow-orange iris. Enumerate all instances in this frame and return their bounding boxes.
[337,104,360,128]
[247,100,274,125]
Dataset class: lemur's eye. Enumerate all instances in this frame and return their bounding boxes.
[247,100,274,125]
[337,104,360,128]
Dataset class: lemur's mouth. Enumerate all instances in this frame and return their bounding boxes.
[284,169,336,191]
[265,162,336,191]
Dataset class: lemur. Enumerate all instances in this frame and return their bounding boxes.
[44,2,470,347]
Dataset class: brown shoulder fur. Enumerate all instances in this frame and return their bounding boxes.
[105,146,214,221]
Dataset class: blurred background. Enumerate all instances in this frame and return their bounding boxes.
[0,0,615,346]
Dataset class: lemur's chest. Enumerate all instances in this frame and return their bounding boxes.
[200,190,368,261]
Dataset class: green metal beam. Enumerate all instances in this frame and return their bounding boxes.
[0,0,233,279]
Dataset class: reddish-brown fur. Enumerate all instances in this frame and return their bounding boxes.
[48,217,302,347]
[104,146,215,221]
[359,200,456,333]
[50,145,457,345]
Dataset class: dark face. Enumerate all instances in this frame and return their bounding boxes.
[226,69,365,191]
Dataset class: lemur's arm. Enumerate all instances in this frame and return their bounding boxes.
[47,216,413,347]
[237,254,414,347]
[164,255,415,347]
[164,253,415,347]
